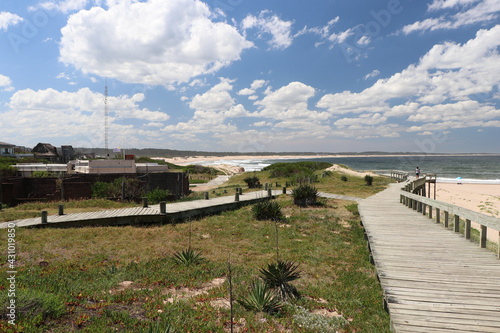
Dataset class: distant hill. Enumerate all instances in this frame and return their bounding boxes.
[73,148,468,158]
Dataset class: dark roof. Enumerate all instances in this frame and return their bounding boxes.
[0,141,15,147]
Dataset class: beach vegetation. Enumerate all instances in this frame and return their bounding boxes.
[0,193,390,332]
[146,187,171,205]
[172,248,206,266]
[252,200,283,221]
[244,175,261,188]
[260,260,301,301]
[292,184,319,207]
[237,279,284,314]
[263,161,332,178]
[364,175,373,186]
[91,177,144,201]
[341,175,348,182]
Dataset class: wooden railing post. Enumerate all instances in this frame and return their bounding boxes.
[479,226,487,248]
[428,206,433,219]
[41,211,48,224]
[436,208,440,224]
[465,219,471,239]
[454,215,460,233]
[444,211,449,228]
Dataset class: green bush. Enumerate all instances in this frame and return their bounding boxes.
[147,187,171,204]
[340,175,348,182]
[263,162,332,178]
[364,175,374,186]
[291,185,318,207]
[252,200,283,221]
[91,177,144,201]
[244,175,260,188]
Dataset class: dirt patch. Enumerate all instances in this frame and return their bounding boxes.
[163,277,226,303]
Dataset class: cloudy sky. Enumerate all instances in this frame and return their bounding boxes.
[0,0,499,153]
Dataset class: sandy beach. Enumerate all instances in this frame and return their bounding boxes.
[157,154,340,165]
[436,183,500,242]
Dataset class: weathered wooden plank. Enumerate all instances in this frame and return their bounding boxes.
[359,182,500,333]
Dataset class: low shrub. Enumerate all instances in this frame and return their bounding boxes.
[364,175,374,186]
[292,185,318,207]
[252,200,283,221]
[341,175,348,182]
[244,175,261,188]
[147,187,171,204]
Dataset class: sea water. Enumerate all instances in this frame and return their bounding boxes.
[194,155,500,184]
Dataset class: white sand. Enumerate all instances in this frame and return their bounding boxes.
[436,183,500,243]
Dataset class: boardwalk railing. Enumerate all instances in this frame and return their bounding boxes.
[400,180,500,258]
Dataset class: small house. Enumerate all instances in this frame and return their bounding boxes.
[0,141,16,157]
[32,143,59,162]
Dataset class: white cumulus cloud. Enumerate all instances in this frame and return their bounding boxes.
[59,0,252,86]
[0,11,23,31]
[242,10,294,49]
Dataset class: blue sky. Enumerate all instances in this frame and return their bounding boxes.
[0,0,499,153]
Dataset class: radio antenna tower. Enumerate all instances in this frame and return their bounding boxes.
[104,78,109,154]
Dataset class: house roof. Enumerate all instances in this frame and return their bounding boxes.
[0,141,15,147]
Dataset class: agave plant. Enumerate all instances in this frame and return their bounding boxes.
[291,185,318,207]
[260,260,301,301]
[237,279,283,314]
[252,200,283,221]
[172,248,206,266]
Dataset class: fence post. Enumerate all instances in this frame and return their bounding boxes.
[444,211,449,228]
[479,226,487,248]
[454,215,460,233]
[58,204,64,215]
[41,211,48,224]
[435,208,440,224]
[204,192,209,200]
[142,197,148,208]
[465,219,471,239]
[235,192,239,202]
[282,187,287,194]
[267,189,272,198]
[160,201,166,214]
[428,206,433,219]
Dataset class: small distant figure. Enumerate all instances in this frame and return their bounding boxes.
[415,167,420,179]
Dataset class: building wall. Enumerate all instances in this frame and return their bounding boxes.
[0,172,189,206]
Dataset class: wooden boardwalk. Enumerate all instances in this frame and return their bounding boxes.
[358,182,500,333]
[0,190,282,229]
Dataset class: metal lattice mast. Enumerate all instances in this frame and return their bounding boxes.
[104,79,109,154]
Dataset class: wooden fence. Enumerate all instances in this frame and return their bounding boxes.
[400,180,500,258]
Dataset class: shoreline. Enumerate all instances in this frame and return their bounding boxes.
[156,153,500,165]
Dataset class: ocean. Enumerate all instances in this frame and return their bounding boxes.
[193,154,500,184]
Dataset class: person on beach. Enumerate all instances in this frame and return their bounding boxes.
[415,167,420,179]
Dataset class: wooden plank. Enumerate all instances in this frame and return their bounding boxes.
[359,182,500,333]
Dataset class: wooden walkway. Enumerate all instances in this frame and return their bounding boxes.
[358,182,500,333]
[0,190,283,229]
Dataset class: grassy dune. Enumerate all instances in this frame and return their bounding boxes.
[0,167,392,332]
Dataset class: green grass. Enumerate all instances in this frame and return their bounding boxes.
[0,166,393,332]
[0,198,390,332]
